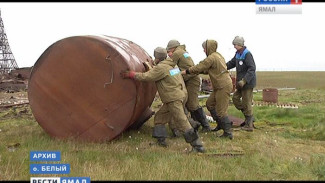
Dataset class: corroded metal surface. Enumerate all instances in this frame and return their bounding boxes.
[228,115,244,127]
[263,88,278,103]
[28,35,157,142]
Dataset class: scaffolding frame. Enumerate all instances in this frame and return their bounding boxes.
[0,9,19,74]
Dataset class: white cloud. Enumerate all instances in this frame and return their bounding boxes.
[1,2,325,71]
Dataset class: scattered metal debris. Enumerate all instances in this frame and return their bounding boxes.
[0,92,29,108]
[194,150,244,157]
[7,142,21,152]
[0,67,31,92]
[0,101,29,108]
[253,101,299,109]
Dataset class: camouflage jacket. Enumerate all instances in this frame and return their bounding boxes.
[188,39,232,90]
[135,58,186,103]
[172,45,200,84]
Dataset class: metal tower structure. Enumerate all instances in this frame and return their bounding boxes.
[0,9,19,74]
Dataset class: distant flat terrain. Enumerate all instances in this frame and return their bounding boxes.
[255,71,325,90]
[201,71,325,90]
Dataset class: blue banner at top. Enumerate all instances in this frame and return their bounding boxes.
[256,0,291,4]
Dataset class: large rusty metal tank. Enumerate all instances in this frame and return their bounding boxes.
[28,35,157,142]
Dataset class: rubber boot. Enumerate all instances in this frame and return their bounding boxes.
[157,138,168,147]
[184,128,206,153]
[241,115,254,132]
[240,115,256,128]
[190,138,206,153]
[152,124,168,147]
[208,109,222,132]
[188,117,201,132]
[219,116,233,140]
[170,128,182,138]
[191,107,211,132]
[239,109,246,127]
[239,109,256,128]
[185,107,201,132]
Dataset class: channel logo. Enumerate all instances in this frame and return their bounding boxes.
[256,0,302,14]
[256,0,302,5]
[30,177,90,183]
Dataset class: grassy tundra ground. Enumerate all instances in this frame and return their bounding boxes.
[0,71,325,180]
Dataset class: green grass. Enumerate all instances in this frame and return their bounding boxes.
[1,71,325,180]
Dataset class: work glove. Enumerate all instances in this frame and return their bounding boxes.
[237,79,246,89]
[120,70,136,79]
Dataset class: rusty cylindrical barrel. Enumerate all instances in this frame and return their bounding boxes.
[262,88,278,103]
[28,35,157,142]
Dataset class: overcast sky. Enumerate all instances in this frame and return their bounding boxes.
[1,2,325,71]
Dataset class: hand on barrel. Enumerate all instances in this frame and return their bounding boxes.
[120,70,136,79]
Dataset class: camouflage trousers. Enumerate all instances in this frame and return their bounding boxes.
[185,79,201,112]
[232,88,254,116]
[206,84,233,118]
[154,100,192,134]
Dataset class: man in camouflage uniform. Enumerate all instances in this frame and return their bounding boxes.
[182,39,233,139]
[226,36,256,132]
[144,54,200,138]
[166,39,211,132]
[120,47,205,153]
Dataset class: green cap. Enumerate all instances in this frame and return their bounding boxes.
[166,39,180,50]
[154,47,167,61]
